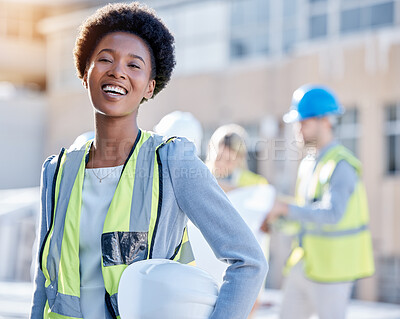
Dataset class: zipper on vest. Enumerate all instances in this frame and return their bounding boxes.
[121,129,142,176]
[149,147,164,259]
[39,148,65,272]
[169,228,185,260]
[148,137,176,259]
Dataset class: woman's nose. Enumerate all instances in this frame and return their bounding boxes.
[107,61,126,79]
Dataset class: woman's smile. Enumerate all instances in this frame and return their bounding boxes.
[101,82,129,100]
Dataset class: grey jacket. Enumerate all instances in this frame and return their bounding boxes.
[30,135,268,319]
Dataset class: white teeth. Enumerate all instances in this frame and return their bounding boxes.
[102,85,127,95]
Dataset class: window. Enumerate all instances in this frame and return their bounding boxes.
[231,35,269,58]
[341,8,362,33]
[283,0,297,52]
[385,104,400,175]
[309,14,327,39]
[370,2,394,28]
[340,1,394,34]
[283,29,296,52]
[335,108,360,156]
[230,0,270,59]
[0,3,46,40]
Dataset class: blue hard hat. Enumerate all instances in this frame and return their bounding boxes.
[283,84,344,123]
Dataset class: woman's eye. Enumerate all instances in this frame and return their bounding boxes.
[128,64,140,69]
[99,58,111,63]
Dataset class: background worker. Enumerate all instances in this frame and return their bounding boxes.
[260,84,374,319]
[207,124,268,192]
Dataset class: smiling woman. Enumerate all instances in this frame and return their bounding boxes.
[29,3,268,319]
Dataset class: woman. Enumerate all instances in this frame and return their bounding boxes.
[30,3,267,319]
[207,124,268,192]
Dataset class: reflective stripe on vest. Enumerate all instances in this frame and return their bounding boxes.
[40,130,195,319]
[286,144,374,282]
[304,224,368,237]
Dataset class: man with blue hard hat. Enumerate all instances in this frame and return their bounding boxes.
[261,84,374,319]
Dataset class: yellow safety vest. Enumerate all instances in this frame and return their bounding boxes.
[39,130,194,319]
[286,144,374,282]
[236,169,268,188]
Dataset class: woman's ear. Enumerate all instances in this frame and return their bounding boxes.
[144,79,156,100]
[82,72,88,89]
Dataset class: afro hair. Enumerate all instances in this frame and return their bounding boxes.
[73,2,175,99]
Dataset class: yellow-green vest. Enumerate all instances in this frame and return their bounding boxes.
[286,144,374,282]
[237,169,268,188]
[39,130,194,319]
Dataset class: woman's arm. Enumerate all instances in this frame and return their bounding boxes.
[30,155,56,319]
[165,138,268,319]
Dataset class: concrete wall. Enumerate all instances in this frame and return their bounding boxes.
[0,90,46,189]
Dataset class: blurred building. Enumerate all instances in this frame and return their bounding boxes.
[1,0,400,303]
[0,0,110,188]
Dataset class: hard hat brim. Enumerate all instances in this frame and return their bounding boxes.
[283,107,345,124]
[283,110,300,123]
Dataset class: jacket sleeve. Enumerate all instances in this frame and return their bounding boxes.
[30,155,56,319]
[165,138,268,319]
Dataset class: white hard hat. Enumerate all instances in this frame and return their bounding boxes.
[70,131,94,149]
[118,259,219,319]
[154,111,203,155]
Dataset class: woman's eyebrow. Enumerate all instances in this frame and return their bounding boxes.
[128,53,146,65]
[97,48,114,56]
[97,48,146,65]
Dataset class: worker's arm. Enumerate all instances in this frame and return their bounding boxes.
[288,160,357,224]
[166,138,268,319]
[30,155,56,319]
[260,160,358,231]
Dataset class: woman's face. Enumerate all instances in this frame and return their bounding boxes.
[214,145,241,178]
[83,32,155,117]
